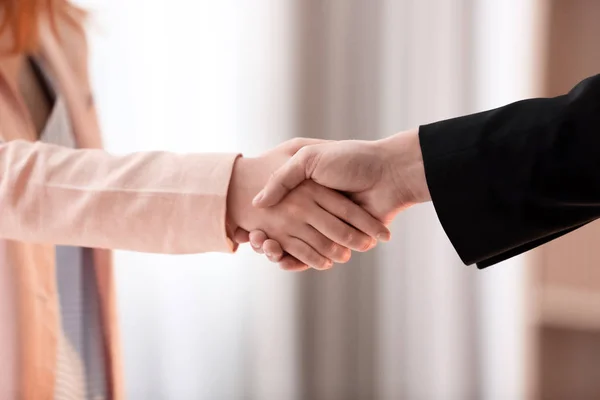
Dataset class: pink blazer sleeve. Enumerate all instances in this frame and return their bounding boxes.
[0,140,240,254]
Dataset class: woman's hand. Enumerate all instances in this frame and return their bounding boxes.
[227,139,390,270]
[232,229,294,268]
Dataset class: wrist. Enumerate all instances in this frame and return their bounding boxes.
[376,128,431,205]
[226,156,250,230]
[226,155,277,230]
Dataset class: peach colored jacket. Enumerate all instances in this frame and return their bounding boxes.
[0,19,239,400]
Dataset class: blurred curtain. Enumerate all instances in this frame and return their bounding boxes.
[81,0,535,399]
[270,1,482,399]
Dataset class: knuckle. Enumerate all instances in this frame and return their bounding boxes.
[288,137,302,147]
[338,205,351,220]
[325,240,340,256]
[288,137,306,149]
[249,230,266,242]
[341,229,355,246]
[300,148,320,175]
[295,145,312,159]
[283,201,303,216]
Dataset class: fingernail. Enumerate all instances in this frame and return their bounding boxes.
[377,232,391,242]
[251,241,260,249]
[252,191,264,206]
[265,251,273,258]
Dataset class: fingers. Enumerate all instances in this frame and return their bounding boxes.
[255,234,310,271]
[249,231,284,262]
[278,255,310,272]
[295,224,351,263]
[261,235,330,272]
[262,239,284,262]
[249,230,307,270]
[307,205,376,252]
[283,236,333,270]
[317,190,391,242]
[253,146,316,208]
[249,230,267,253]
[249,230,314,270]
[249,227,330,271]
[233,228,250,244]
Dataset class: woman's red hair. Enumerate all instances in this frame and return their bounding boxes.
[0,0,85,53]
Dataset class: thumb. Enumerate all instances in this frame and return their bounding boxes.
[253,147,315,207]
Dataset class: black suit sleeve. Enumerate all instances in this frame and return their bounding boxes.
[419,74,600,268]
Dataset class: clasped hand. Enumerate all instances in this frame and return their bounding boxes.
[228,129,430,271]
[227,138,390,271]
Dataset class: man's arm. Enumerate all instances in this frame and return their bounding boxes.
[255,74,600,268]
[419,74,600,267]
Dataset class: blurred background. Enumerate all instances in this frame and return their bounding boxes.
[76,0,600,398]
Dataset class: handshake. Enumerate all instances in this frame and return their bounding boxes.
[226,128,431,271]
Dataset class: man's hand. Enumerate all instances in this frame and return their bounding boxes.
[247,129,431,270]
[226,138,391,270]
[253,129,431,224]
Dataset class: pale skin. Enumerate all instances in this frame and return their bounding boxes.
[227,139,392,270]
[248,129,432,270]
[2,37,390,271]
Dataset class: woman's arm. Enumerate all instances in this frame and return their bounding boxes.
[2,15,388,267]
[0,139,389,268]
[0,139,240,253]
